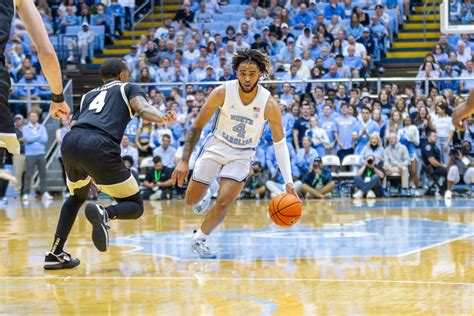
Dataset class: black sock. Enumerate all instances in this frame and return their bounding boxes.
[0,179,8,198]
[51,185,89,254]
[51,235,66,255]
[105,192,144,220]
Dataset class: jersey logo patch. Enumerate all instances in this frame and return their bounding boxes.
[425,145,431,151]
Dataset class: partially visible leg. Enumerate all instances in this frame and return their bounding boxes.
[319,181,336,195]
[463,168,474,184]
[401,166,410,189]
[185,179,209,206]
[200,178,245,235]
[106,192,144,220]
[301,183,323,199]
[447,165,460,191]
[13,154,25,193]
[23,155,36,195]
[37,154,47,195]
[411,159,419,188]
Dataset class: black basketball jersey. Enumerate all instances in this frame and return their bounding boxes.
[73,80,147,143]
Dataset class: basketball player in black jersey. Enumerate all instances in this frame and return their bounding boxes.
[0,0,70,157]
[44,59,176,270]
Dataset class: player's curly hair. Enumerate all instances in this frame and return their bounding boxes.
[232,49,271,77]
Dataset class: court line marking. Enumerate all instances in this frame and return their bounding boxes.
[396,233,474,257]
[1,276,472,286]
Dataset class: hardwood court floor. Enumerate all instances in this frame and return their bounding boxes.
[0,197,473,315]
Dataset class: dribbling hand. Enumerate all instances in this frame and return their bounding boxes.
[172,160,189,187]
[163,111,177,124]
[50,101,70,119]
[285,183,301,202]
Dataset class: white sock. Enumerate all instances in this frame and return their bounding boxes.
[193,228,208,240]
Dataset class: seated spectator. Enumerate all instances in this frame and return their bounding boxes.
[416,61,440,95]
[59,6,78,34]
[353,154,385,199]
[460,60,474,92]
[195,2,213,23]
[433,44,449,65]
[324,0,345,20]
[199,65,216,89]
[107,0,125,37]
[239,23,255,45]
[422,131,448,194]
[445,141,474,199]
[219,65,236,81]
[283,64,304,93]
[374,5,389,30]
[121,135,139,169]
[355,107,381,154]
[299,157,335,199]
[257,9,273,30]
[242,162,269,199]
[343,46,363,78]
[291,3,314,30]
[456,40,472,66]
[235,33,251,51]
[326,15,344,37]
[368,16,387,50]
[322,64,343,91]
[353,6,369,27]
[239,8,258,33]
[292,103,311,150]
[296,136,318,176]
[123,156,139,183]
[360,132,384,164]
[66,22,95,64]
[447,51,466,74]
[346,12,363,39]
[277,37,301,70]
[142,156,174,200]
[383,132,410,195]
[92,4,113,45]
[439,64,460,93]
[204,0,221,14]
[173,1,194,24]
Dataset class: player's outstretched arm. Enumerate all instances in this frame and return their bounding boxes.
[129,95,176,124]
[16,0,70,119]
[265,96,300,201]
[452,89,474,130]
[172,85,225,187]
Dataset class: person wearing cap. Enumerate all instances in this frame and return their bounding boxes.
[199,65,217,90]
[293,56,310,80]
[357,27,375,57]
[296,27,313,49]
[277,37,301,70]
[291,3,314,30]
[280,23,294,44]
[66,22,95,64]
[299,157,335,199]
[308,0,318,16]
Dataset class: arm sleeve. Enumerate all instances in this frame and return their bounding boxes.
[126,84,148,104]
[273,138,294,185]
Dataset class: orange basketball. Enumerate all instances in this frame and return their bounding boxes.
[268,193,302,227]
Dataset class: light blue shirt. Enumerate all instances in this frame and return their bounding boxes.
[355,119,381,154]
[336,115,359,150]
[23,123,48,156]
[152,146,177,169]
[296,147,318,175]
[319,115,338,143]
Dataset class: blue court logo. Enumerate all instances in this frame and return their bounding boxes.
[110,218,474,260]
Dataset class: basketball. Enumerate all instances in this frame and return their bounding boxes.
[268,193,302,227]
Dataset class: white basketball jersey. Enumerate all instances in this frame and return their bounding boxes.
[212,80,270,149]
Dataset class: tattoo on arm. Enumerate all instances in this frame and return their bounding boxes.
[182,126,202,162]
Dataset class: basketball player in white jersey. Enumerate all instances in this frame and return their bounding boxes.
[452,89,474,130]
[173,49,299,258]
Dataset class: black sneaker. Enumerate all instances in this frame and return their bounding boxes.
[44,251,80,270]
[85,203,110,252]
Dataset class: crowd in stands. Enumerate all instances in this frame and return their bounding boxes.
[4,0,474,202]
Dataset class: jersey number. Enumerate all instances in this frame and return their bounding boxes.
[89,91,107,113]
[232,123,246,138]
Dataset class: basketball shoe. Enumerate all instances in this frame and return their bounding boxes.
[85,203,110,252]
[191,231,217,259]
[193,180,219,214]
[44,251,80,270]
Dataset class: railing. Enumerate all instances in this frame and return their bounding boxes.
[131,0,156,41]
[423,0,441,41]
[133,77,474,98]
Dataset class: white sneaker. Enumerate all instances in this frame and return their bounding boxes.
[0,197,7,205]
[67,56,75,62]
[353,190,363,199]
[193,181,219,215]
[444,190,452,200]
[414,189,422,197]
[80,58,86,64]
[22,194,29,201]
[149,190,162,201]
[366,190,376,199]
[42,192,53,200]
[324,193,332,199]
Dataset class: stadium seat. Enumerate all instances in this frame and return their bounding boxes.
[322,155,341,179]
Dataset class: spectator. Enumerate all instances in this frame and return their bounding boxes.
[22,111,51,201]
[152,134,177,169]
[444,141,474,199]
[195,2,213,23]
[107,0,125,37]
[142,156,174,200]
[319,104,338,154]
[204,0,221,14]
[416,61,440,95]
[66,22,95,64]
[398,116,422,196]
[235,33,251,51]
[456,40,472,66]
[12,69,42,112]
[296,27,313,49]
[155,58,174,82]
[433,44,449,65]
[173,1,194,24]
[326,15,344,37]
[439,64,460,93]
[172,58,189,82]
[239,8,258,33]
[291,3,314,30]
[219,65,236,81]
[460,60,474,91]
[344,46,363,78]
[277,37,301,70]
[432,102,455,164]
[257,9,273,30]
[346,12,363,39]
[306,116,330,157]
[355,107,380,154]
[13,114,26,195]
[120,135,139,169]
[360,132,384,164]
[447,51,466,74]
[383,132,410,195]
[324,0,345,20]
[242,162,269,199]
[322,64,343,91]
[335,103,359,161]
[422,131,448,195]
[59,6,78,34]
[292,103,311,150]
[374,5,389,30]
[353,154,385,199]
[135,119,153,158]
[283,64,304,93]
[296,136,318,176]
[299,157,335,199]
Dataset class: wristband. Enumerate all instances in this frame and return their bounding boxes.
[51,92,65,103]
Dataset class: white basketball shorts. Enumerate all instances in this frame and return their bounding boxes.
[192,136,255,185]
